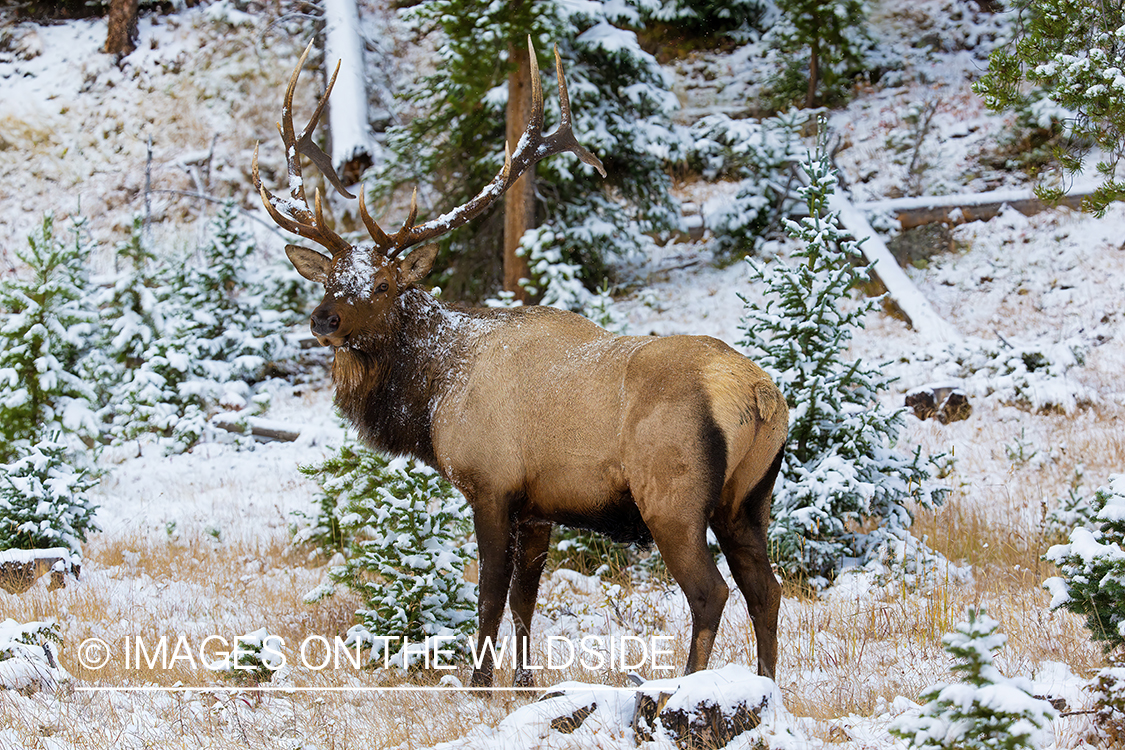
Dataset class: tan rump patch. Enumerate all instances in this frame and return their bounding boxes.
[701,354,786,473]
[701,356,773,427]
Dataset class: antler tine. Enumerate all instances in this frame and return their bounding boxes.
[254,41,352,257]
[280,41,314,205]
[383,38,605,256]
[295,59,357,201]
[385,189,420,259]
[358,190,393,250]
[525,36,545,141]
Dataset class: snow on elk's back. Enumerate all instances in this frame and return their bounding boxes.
[333,251,375,300]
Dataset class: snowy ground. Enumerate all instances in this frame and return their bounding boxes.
[2,1,1123,748]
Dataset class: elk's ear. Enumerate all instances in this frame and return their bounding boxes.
[285,244,331,284]
[398,244,438,288]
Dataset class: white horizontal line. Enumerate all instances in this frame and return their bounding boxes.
[74,685,631,693]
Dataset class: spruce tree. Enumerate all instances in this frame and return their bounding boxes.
[890,609,1055,750]
[688,109,806,259]
[0,439,99,554]
[300,442,478,668]
[108,201,300,452]
[168,200,290,384]
[91,215,179,443]
[370,0,682,301]
[738,139,946,585]
[0,214,98,462]
[768,0,872,109]
[640,0,773,43]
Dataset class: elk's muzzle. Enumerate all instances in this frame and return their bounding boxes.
[311,304,342,339]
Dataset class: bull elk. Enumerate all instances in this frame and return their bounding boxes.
[254,39,789,687]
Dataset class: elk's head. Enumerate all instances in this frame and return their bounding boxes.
[254,39,605,349]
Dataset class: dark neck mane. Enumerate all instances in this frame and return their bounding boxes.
[330,290,472,467]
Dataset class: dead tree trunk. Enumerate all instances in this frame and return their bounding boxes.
[829,192,963,343]
[104,0,139,58]
[504,37,536,303]
[857,187,1093,230]
[322,0,377,187]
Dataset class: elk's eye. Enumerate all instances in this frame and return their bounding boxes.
[376,282,389,294]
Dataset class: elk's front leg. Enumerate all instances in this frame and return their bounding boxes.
[509,521,552,687]
[470,503,515,688]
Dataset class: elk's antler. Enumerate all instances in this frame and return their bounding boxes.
[256,37,606,260]
[364,38,607,258]
[252,41,354,257]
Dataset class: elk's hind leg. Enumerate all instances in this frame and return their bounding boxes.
[712,448,784,678]
[509,521,552,687]
[647,515,729,674]
[712,517,780,678]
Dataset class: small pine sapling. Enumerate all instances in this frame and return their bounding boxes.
[294,441,381,560]
[0,618,68,692]
[213,628,285,685]
[739,137,947,586]
[301,442,478,669]
[0,214,99,462]
[890,608,1055,750]
[91,215,181,444]
[1091,667,1125,744]
[167,200,291,384]
[768,0,873,109]
[0,439,99,554]
[688,109,806,259]
[109,201,301,453]
[1044,474,1125,654]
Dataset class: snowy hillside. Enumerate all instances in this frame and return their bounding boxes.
[2,1,1124,749]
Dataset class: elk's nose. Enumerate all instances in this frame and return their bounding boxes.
[311,309,341,337]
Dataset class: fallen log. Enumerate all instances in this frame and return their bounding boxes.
[829,192,963,343]
[0,548,80,595]
[211,414,301,443]
[858,186,1094,230]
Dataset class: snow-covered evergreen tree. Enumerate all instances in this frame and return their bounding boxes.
[167,200,292,386]
[1091,667,1125,743]
[974,0,1125,214]
[739,139,946,585]
[0,618,68,692]
[688,109,806,258]
[890,609,1055,750]
[90,215,180,444]
[92,202,303,453]
[213,627,285,685]
[1044,474,1125,654]
[300,442,478,668]
[0,214,98,463]
[0,439,99,554]
[294,441,375,559]
[639,0,775,42]
[370,0,683,300]
[768,0,873,109]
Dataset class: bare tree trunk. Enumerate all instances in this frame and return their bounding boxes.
[828,192,962,343]
[805,36,820,109]
[323,0,377,188]
[504,38,536,304]
[104,0,139,58]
